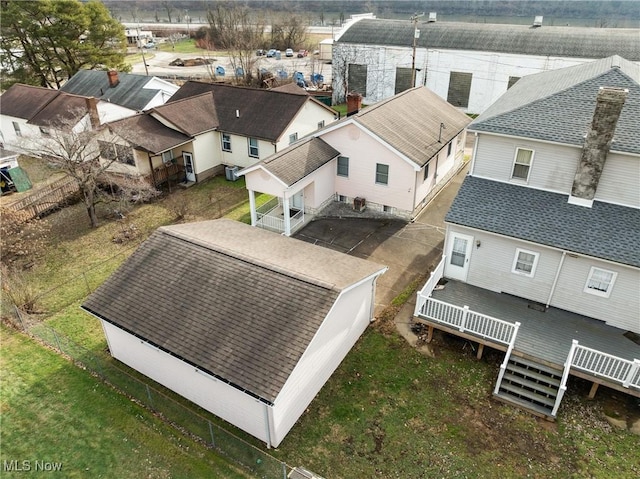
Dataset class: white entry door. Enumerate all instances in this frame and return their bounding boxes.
[446,232,473,281]
[291,191,304,211]
[183,152,196,182]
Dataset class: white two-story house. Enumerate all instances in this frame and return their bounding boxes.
[414,56,640,419]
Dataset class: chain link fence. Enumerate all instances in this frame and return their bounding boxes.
[4,237,293,479]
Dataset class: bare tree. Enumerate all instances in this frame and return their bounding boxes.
[271,14,308,50]
[206,3,265,85]
[162,1,174,23]
[17,115,158,228]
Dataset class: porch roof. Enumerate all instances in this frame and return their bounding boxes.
[108,113,191,154]
[242,137,340,186]
[446,176,640,268]
[430,279,640,366]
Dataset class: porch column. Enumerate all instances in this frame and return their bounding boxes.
[248,189,257,227]
[283,195,291,236]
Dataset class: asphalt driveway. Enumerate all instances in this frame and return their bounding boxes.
[294,165,468,315]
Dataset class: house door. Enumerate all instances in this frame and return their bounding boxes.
[446,232,473,281]
[291,191,304,211]
[183,152,196,182]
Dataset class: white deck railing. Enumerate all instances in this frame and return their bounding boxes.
[552,340,640,416]
[413,256,446,317]
[255,197,305,235]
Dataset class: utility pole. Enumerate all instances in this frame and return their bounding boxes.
[410,13,424,87]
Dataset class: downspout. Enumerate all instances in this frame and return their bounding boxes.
[263,403,272,449]
[546,251,566,309]
[468,132,479,175]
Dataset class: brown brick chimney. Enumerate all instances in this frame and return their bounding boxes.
[85,97,100,129]
[569,87,627,206]
[107,69,120,88]
[346,92,362,117]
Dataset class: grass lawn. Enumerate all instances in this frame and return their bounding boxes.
[0,325,249,479]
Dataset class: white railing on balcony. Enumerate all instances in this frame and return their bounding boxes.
[416,298,518,346]
[413,256,446,317]
[255,196,305,235]
[256,196,280,216]
[552,340,640,416]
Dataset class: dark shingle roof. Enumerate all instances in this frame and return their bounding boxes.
[27,93,91,129]
[60,70,160,111]
[251,137,341,186]
[0,84,59,120]
[109,114,191,154]
[168,81,317,141]
[338,19,640,61]
[82,219,386,403]
[469,56,640,154]
[150,92,218,136]
[352,87,471,167]
[446,176,640,268]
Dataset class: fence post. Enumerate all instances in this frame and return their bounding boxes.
[623,359,640,388]
[145,384,155,410]
[208,420,216,448]
[460,305,469,332]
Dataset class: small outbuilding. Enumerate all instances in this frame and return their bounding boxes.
[82,219,386,447]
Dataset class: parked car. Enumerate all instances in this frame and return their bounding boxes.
[266,49,277,58]
[256,49,265,56]
[144,41,156,49]
[285,48,294,57]
[297,49,308,58]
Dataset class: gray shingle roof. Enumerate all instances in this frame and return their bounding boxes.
[0,84,59,120]
[82,219,386,403]
[168,81,328,141]
[27,93,91,129]
[249,137,340,186]
[469,56,640,154]
[446,176,640,268]
[108,114,191,154]
[338,19,640,61]
[352,87,471,167]
[151,92,219,136]
[60,70,159,111]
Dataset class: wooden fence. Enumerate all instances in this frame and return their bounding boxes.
[4,175,79,221]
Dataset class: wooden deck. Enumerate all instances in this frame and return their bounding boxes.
[428,279,640,368]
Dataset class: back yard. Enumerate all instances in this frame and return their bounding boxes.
[2,157,639,478]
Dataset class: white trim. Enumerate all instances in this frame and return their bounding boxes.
[583,266,617,298]
[236,164,290,188]
[511,248,540,277]
[567,195,594,207]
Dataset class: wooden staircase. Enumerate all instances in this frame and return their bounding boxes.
[494,356,562,419]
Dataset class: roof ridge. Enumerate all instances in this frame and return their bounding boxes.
[158,227,340,292]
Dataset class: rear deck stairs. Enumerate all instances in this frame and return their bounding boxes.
[494,356,562,419]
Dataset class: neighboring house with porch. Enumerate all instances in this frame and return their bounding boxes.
[239,86,470,236]
[332,17,640,114]
[414,56,640,419]
[100,82,338,186]
[82,219,386,448]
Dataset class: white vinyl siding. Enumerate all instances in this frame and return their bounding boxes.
[511,148,533,181]
[584,267,617,298]
[512,248,539,277]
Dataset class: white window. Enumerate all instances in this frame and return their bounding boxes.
[289,132,298,144]
[447,142,452,157]
[383,205,394,213]
[222,133,231,152]
[248,137,259,158]
[12,121,21,137]
[317,120,325,129]
[338,194,347,203]
[584,267,617,298]
[162,150,173,164]
[337,156,349,177]
[511,148,533,181]
[423,162,430,181]
[511,248,539,277]
[375,163,389,185]
[39,126,51,136]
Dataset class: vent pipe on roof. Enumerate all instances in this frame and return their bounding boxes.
[533,16,543,27]
[236,109,240,118]
[569,87,628,207]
